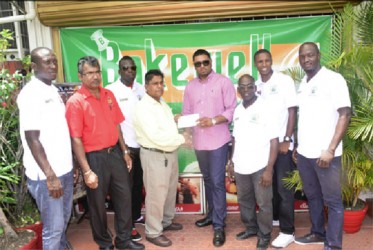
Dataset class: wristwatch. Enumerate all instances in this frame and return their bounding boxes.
[283,136,293,142]
[211,118,217,126]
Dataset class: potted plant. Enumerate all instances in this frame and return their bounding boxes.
[328,1,373,233]
[284,1,373,234]
[0,29,42,249]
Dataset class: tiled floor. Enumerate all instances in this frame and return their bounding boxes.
[67,211,373,250]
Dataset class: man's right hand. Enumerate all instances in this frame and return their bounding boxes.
[174,113,181,123]
[292,148,298,164]
[84,170,99,189]
[227,160,235,182]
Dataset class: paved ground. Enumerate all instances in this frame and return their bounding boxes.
[67,211,373,250]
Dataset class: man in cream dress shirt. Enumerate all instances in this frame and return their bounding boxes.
[134,69,188,248]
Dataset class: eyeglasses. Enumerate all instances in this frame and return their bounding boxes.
[121,66,137,71]
[82,70,101,77]
[238,84,255,90]
[194,60,210,68]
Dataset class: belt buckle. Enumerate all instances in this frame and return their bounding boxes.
[107,147,114,154]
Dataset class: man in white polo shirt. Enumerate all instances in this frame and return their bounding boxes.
[17,47,74,250]
[254,49,297,248]
[227,74,279,250]
[294,42,351,250]
[106,56,145,241]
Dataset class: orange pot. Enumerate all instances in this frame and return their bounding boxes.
[343,202,368,234]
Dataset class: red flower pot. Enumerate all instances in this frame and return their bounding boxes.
[343,202,368,234]
[17,222,43,250]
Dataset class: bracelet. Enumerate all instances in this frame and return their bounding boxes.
[124,149,130,154]
[83,169,92,176]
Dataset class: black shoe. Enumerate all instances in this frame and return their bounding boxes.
[195,217,212,227]
[213,229,225,247]
[134,215,145,225]
[99,246,114,250]
[256,238,270,250]
[131,228,142,241]
[295,233,325,245]
[117,240,145,250]
[236,230,257,240]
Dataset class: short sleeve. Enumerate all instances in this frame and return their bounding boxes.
[17,91,42,131]
[65,96,84,138]
[332,74,351,110]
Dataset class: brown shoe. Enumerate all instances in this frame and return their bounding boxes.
[146,235,172,247]
[163,222,183,231]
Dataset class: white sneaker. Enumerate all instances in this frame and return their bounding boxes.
[272,220,280,226]
[271,232,295,248]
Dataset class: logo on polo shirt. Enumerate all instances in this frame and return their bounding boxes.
[249,113,259,124]
[45,98,53,103]
[310,86,317,96]
[270,85,278,94]
[119,98,128,102]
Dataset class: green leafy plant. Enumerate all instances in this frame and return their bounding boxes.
[326,1,373,210]
[0,29,39,239]
[284,1,373,211]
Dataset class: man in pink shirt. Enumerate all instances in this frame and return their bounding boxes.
[182,49,236,247]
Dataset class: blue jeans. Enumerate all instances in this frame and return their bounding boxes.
[297,154,343,249]
[195,143,228,229]
[27,170,74,250]
[235,168,273,239]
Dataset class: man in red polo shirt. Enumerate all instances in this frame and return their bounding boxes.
[65,56,144,250]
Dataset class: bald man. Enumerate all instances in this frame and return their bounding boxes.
[17,47,74,250]
[294,42,351,250]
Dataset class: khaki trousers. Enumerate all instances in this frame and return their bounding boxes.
[140,148,179,237]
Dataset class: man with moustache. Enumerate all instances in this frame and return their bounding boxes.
[181,49,236,247]
[106,56,146,241]
[17,47,74,250]
[294,42,351,250]
[133,69,188,247]
[227,74,279,250]
[65,56,144,250]
[254,49,297,248]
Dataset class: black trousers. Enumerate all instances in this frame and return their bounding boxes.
[272,150,296,234]
[128,147,144,223]
[86,144,132,249]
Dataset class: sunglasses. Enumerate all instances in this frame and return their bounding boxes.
[121,66,137,71]
[194,60,210,68]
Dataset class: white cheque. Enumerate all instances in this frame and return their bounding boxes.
[177,114,200,128]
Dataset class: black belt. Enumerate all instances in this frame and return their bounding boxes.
[97,144,117,154]
[128,147,140,153]
[141,146,174,154]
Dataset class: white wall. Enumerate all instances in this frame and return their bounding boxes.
[25,1,53,51]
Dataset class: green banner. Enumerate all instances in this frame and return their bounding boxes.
[60,16,331,173]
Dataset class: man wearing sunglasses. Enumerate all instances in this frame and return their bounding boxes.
[106,56,146,242]
[181,49,237,247]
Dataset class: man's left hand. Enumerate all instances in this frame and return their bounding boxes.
[124,153,132,172]
[317,150,334,168]
[46,175,64,198]
[197,117,213,127]
[260,169,272,187]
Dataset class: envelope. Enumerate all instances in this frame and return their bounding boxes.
[177,114,199,128]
